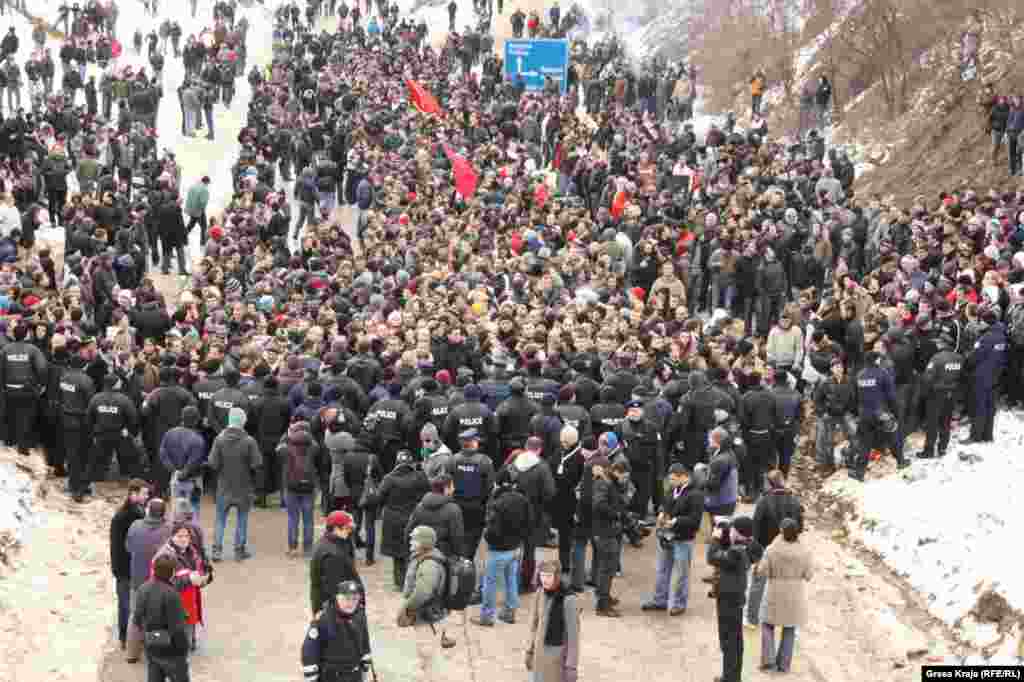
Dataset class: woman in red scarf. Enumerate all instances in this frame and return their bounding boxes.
[151,522,212,652]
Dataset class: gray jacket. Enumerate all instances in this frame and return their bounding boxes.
[208,427,263,507]
[124,516,172,590]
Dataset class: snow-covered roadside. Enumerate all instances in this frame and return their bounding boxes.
[0,456,36,563]
[819,415,1024,659]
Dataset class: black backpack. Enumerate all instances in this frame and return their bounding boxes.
[424,555,476,613]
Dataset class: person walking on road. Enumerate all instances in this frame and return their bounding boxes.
[278,418,321,558]
[133,554,192,682]
[396,525,456,681]
[707,515,763,682]
[301,580,373,682]
[124,498,172,663]
[755,518,813,673]
[524,560,582,682]
[374,451,430,591]
[110,480,150,651]
[185,176,211,245]
[151,521,212,652]
[208,407,263,562]
[309,510,362,617]
[748,470,803,627]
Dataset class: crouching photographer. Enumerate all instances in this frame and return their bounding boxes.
[707,515,763,682]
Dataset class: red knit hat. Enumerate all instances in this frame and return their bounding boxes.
[435,369,452,386]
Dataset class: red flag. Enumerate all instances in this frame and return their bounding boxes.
[534,183,549,209]
[443,146,479,198]
[406,79,442,115]
[611,190,629,219]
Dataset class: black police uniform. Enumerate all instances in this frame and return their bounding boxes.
[0,339,48,452]
[59,361,96,498]
[443,398,495,461]
[852,361,900,480]
[300,600,372,682]
[618,408,662,518]
[366,396,412,472]
[920,350,964,458]
[88,387,139,478]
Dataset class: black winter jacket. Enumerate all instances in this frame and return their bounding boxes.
[405,492,464,559]
[484,485,532,551]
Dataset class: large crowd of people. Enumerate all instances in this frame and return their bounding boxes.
[0,0,1021,680]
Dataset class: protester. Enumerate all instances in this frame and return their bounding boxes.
[134,554,192,682]
[642,463,703,616]
[151,520,212,651]
[397,525,456,680]
[208,407,262,562]
[309,510,362,617]
[525,559,582,682]
[109,480,150,651]
[755,518,813,673]
[124,498,172,663]
[374,450,430,591]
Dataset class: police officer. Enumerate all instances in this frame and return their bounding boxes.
[192,359,226,434]
[619,398,662,520]
[919,333,964,459]
[494,377,538,459]
[88,373,140,479]
[410,378,448,445]
[59,338,97,502]
[851,351,903,481]
[451,429,494,564]
[589,385,626,438]
[554,384,592,443]
[442,384,495,461]
[966,307,1008,443]
[528,392,565,466]
[524,361,559,404]
[207,369,248,435]
[366,384,413,473]
[301,580,372,682]
[0,323,48,454]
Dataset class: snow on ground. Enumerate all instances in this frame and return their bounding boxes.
[0,459,35,550]
[823,414,1024,653]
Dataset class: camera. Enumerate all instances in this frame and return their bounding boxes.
[707,517,732,599]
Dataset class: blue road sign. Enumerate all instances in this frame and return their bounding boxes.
[504,39,569,93]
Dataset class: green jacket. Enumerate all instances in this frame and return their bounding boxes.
[185,183,209,217]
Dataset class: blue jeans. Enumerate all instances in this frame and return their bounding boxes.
[761,624,797,671]
[317,190,336,213]
[213,496,250,553]
[650,539,694,609]
[746,570,767,624]
[285,492,315,551]
[570,536,592,589]
[116,575,132,643]
[481,547,520,619]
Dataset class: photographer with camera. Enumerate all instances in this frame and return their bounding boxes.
[641,463,704,616]
[707,515,762,682]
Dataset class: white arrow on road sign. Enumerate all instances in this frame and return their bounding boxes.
[517,57,523,73]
